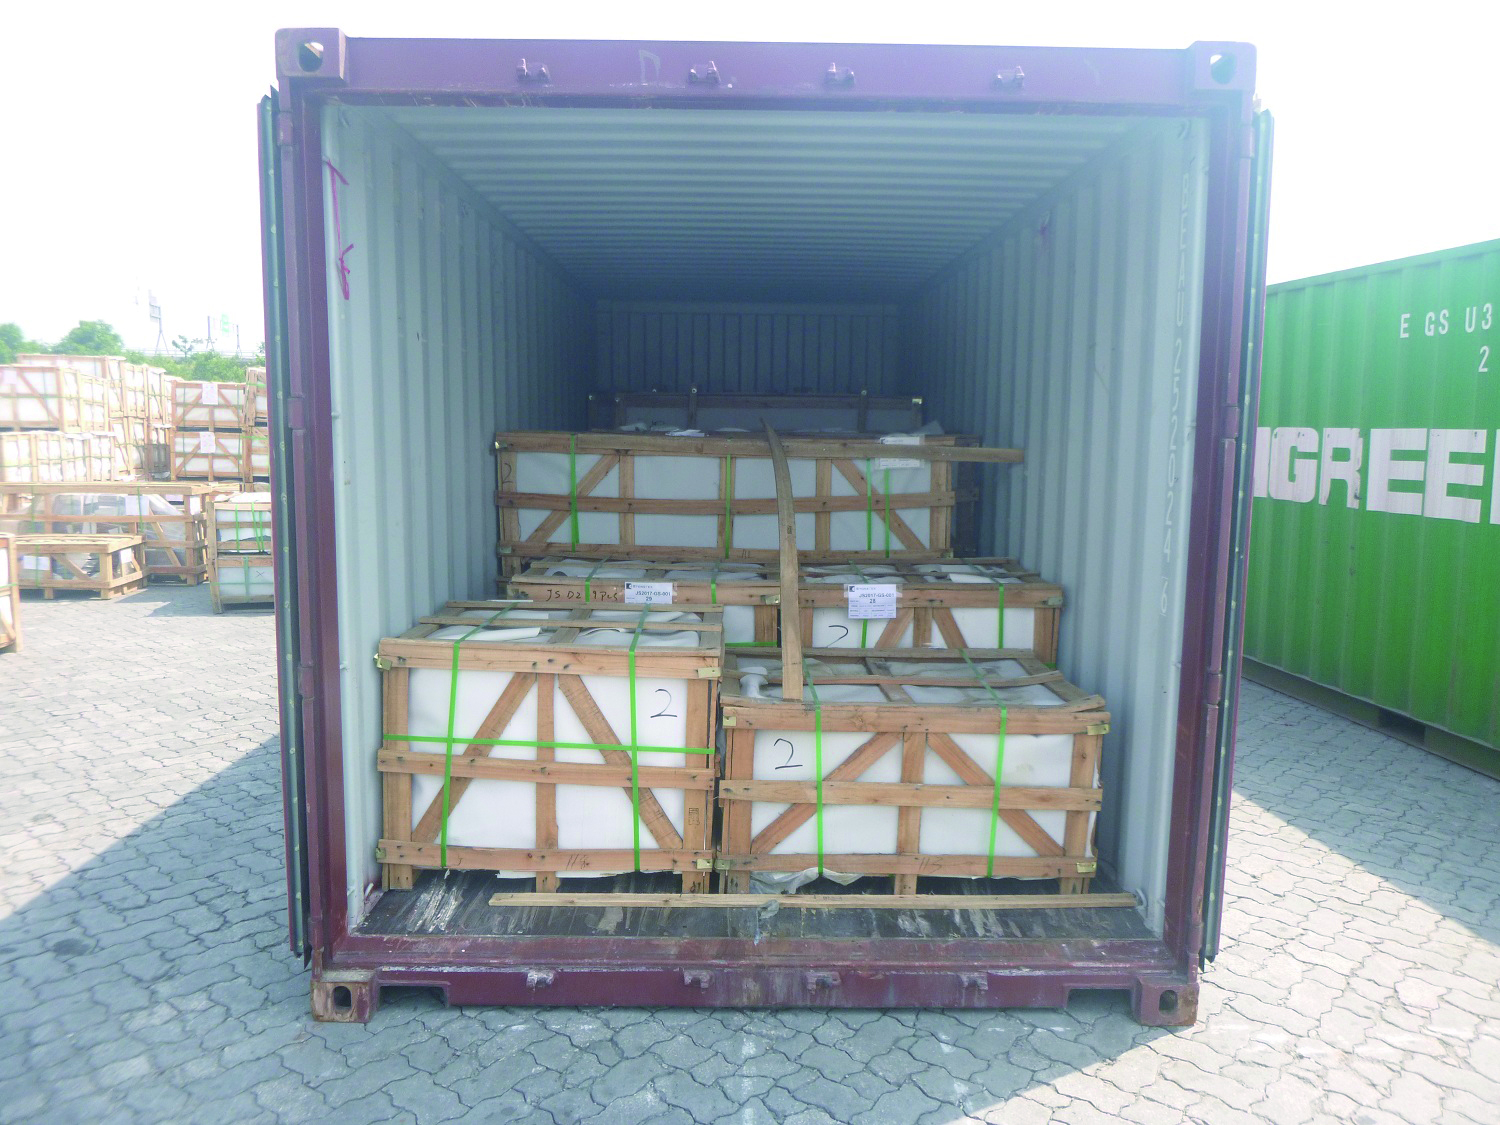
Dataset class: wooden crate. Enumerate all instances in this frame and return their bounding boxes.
[718,647,1108,895]
[0,482,224,584]
[245,428,270,480]
[507,555,1064,662]
[0,365,112,432]
[599,390,925,433]
[495,430,1019,575]
[209,492,273,553]
[16,532,146,599]
[170,430,252,481]
[376,601,722,893]
[0,533,19,653]
[171,381,251,430]
[210,553,275,612]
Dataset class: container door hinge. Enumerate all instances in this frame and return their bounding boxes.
[286,394,308,434]
[683,969,712,988]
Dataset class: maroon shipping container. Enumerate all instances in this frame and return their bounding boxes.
[259,30,1272,1025]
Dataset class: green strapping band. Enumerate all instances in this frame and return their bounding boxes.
[997,580,1006,648]
[583,558,605,604]
[627,608,645,871]
[960,650,1010,878]
[864,459,874,551]
[567,434,581,549]
[803,660,825,877]
[720,459,732,561]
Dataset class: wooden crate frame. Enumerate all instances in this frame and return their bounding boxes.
[210,553,275,612]
[718,647,1108,896]
[209,492,273,553]
[377,601,723,893]
[169,429,253,482]
[0,533,18,653]
[506,555,1064,663]
[0,365,113,432]
[0,481,228,584]
[599,390,925,433]
[15,532,146,599]
[171,381,252,431]
[495,430,1019,575]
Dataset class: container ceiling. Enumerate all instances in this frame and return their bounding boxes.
[385,106,1140,302]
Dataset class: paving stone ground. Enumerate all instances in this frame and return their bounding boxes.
[1,586,1497,1125]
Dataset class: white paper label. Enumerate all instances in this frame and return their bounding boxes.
[876,434,922,470]
[201,382,220,405]
[845,583,899,619]
[624,581,675,605]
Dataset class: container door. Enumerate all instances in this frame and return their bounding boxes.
[259,90,311,961]
[1202,108,1274,965]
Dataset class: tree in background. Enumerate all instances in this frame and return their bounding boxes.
[54,319,125,356]
[0,322,41,363]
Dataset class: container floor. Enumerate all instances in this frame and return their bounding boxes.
[356,871,1153,942]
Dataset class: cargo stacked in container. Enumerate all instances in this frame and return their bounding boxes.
[261,30,1272,1025]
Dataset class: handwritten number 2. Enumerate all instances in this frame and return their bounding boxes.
[650,689,677,719]
[774,737,799,770]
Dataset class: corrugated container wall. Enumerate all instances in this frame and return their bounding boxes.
[263,32,1269,1025]
[1244,240,1500,772]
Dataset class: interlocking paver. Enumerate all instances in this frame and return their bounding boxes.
[2,586,1498,1124]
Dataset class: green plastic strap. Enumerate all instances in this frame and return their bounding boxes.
[439,607,515,867]
[722,456,734,558]
[997,580,1006,648]
[567,434,581,549]
[628,608,646,871]
[803,660,825,877]
[583,558,605,604]
[848,562,871,649]
[960,650,1010,878]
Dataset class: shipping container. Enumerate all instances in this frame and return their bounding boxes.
[261,30,1272,1025]
[1245,240,1500,777]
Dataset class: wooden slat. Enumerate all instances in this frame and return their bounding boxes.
[715,853,1093,877]
[522,452,620,546]
[378,841,709,872]
[764,425,803,701]
[535,673,558,893]
[379,751,715,790]
[748,732,902,854]
[718,780,1102,811]
[381,667,414,890]
[487,891,1138,910]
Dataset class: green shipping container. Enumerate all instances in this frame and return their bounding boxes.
[1244,239,1500,775]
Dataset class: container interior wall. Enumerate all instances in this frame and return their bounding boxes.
[322,108,593,924]
[913,123,1209,930]
[323,106,1207,934]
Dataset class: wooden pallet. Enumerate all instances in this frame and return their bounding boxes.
[0,481,227,584]
[376,601,723,893]
[506,555,1064,663]
[15,532,146,599]
[494,430,1020,575]
[0,533,19,653]
[718,646,1108,895]
[598,390,925,433]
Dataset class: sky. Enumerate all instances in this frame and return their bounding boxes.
[2,0,1497,355]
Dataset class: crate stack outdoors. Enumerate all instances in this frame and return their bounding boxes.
[207,490,274,612]
[373,393,1119,911]
[170,369,269,486]
[0,354,266,603]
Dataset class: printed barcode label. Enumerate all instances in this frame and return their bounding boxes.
[624,581,675,605]
[845,583,899,619]
[876,434,922,470]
